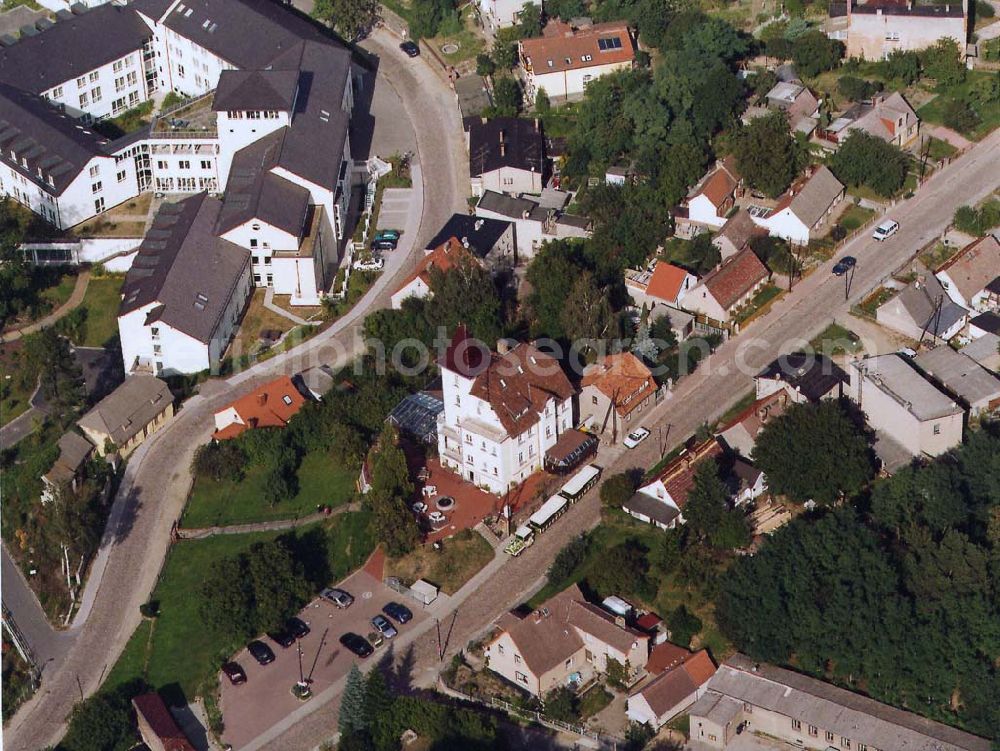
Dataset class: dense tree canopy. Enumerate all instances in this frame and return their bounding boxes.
[830,131,909,198]
[684,461,751,549]
[730,111,804,198]
[791,30,843,77]
[311,0,378,40]
[718,430,1000,740]
[752,400,876,504]
[952,201,1000,236]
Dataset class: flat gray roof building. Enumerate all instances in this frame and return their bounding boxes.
[913,345,1000,415]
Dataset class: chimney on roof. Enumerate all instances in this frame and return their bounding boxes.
[534,117,540,132]
[614,615,626,628]
[481,116,488,125]
[461,236,470,248]
[499,130,506,157]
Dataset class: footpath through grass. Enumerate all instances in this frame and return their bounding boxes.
[182,449,356,528]
[105,512,376,704]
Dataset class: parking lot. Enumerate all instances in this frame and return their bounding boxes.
[219,570,426,750]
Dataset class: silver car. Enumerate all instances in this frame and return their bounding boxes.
[320,587,354,609]
[371,614,398,639]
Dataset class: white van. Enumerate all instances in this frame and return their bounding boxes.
[872,220,899,241]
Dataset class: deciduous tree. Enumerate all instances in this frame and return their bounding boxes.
[830,131,909,198]
[731,111,803,198]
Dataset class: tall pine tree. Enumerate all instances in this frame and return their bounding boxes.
[339,664,369,736]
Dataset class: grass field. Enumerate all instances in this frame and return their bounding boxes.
[386,529,494,594]
[104,513,375,704]
[74,276,124,348]
[810,322,862,356]
[39,273,78,311]
[0,345,35,427]
[838,204,876,232]
[916,72,1000,141]
[231,289,295,358]
[182,449,357,528]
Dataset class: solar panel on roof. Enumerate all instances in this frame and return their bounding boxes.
[597,36,622,51]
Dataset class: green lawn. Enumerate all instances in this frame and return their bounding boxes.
[0,348,35,427]
[105,512,375,704]
[810,322,862,356]
[74,277,123,348]
[39,272,78,311]
[735,284,783,325]
[182,449,357,528]
[838,204,875,232]
[916,72,1000,140]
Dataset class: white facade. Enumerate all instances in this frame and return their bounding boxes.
[523,61,630,101]
[475,205,589,261]
[40,46,153,122]
[476,0,540,34]
[472,165,543,197]
[844,2,968,61]
[687,194,729,229]
[154,25,234,98]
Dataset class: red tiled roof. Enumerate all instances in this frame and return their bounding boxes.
[646,262,690,304]
[520,21,635,75]
[719,390,790,435]
[701,246,769,310]
[213,375,306,440]
[635,612,663,632]
[646,641,692,674]
[654,439,723,508]
[395,237,475,297]
[132,693,197,751]
[581,352,657,417]
[633,649,717,718]
[692,157,740,208]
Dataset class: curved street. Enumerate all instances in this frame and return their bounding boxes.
[3,29,468,751]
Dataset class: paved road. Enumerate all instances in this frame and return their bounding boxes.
[248,128,1000,751]
[0,381,44,449]
[2,27,468,751]
[0,270,91,344]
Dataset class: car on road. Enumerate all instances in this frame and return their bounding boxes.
[371,614,398,639]
[287,617,310,639]
[411,501,428,514]
[872,220,899,242]
[321,587,354,609]
[268,629,295,648]
[371,239,397,251]
[383,601,413,624]
[840,255,857,268]
[375,230,400,242]
[247,640,275,665]
[353,256,384,271]
[221,662,247,685]
[832,262,849,276]
[623,427,650,449]
[400,41,420,57]
[339,632,375,658]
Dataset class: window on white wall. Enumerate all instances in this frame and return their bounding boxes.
[94,197,105,212]
[92,86,102,103]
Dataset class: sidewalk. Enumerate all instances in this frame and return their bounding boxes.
[0,270,91,343]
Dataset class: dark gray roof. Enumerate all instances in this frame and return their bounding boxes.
[217,129,310,236]
[465,116,544,177]
[120,194,250,344]
[424,214,511,258]
[970,311,1000,335]
[556,214,590,230]
[212,69,300,112]
[756,353,847,401]
[159,0,334,69]
[44,431,95,486]
[131,0,176,21]
[0,83,109,196]
[78,375,173,447]
[623,492,680,527]
[454,74,490,118]
[894,276,968,338]
[476,190,537,219]
[0,4,151,93]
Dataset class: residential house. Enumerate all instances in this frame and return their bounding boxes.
[913,345,1000,416]
[475,0,541,34]
[712,210,767,261]
[626,646,716,729]
[132,693,197,751]
[755,352,848,403]
[391,238,478,309]
[935,234,1000,312]
[475,190,590,261]
[423,213,516,270]
[969,310,1000,339]
[765,81,820,134]
[848,354,964,458]
[688,654,990,751]
[731,456,768,505]
[960,332,1000,371]
[624,260,698,310]
[117,194,253,376]
[436,325,575,494]
[579,352,658,436]
[682,246,770,324]
[466,117,545,197]
[213,375,306,440]
[752,166,845,246]
[41,432,95,503]
[484,584,649,696]
[77,375,174,457]
[817,92,920,149]
[832,0,969,62]
[519,20,636,102]
[716,390,790,459]
[876,274,968,342]
[684,158,742,230]
[623,439,724,530]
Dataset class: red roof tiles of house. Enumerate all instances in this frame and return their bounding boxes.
[653,438,724,508]
[631,649,717,719]
[520,20,635,75]
[646,261,690,304]
[213,375,307,440]
[691,157,741,209]
[132,693,197,751]
[581,352,657,417]
[395,236,475,296]
[701,245,769,310]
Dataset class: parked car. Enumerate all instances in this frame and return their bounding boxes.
[221,662,247,685]
[353,256,384,271]
[339,632,375,658]
[623,427,650,449]
[840,255,857,268]
[247,640,275,665]
[371,238,397,251]
[371,614,398,639]
[375,229,400,242]
[400,41,420,57]
[267,630,295,648]
[287,617,310,639]
[321,587,354,609]
[411,501,428,514]
[382,601,413,624]
[872,220,899,242]
[832,262,849,276]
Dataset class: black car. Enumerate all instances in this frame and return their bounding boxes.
[339,632,375,658]
[248,640,275,665]
[840,255,857,268]
[400,41,420,57]
[268,629,295,648]
[832,262,849,276]
[382,601,413,624]
[287,617,310,639]
[221,661,247,685]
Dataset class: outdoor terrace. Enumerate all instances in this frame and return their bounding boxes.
[150,93,217,138]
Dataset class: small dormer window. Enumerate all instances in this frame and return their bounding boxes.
[251,223,260,231]
[282,395,293,405]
